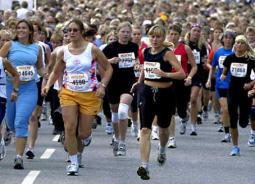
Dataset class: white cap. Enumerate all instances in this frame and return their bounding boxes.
[142,20,152,26]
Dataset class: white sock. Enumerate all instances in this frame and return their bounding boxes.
[119,140,125,145]
[69,154,78,164]
[16,155,22,158]
[141,161,149,169]
[191,124,196,132]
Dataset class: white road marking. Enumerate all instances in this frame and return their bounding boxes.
[21,171,40,184]
[52,135,60,142]
[40,148,55,159]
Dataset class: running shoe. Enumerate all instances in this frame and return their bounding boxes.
[197,115,202,124]
[248,134,255,147]
[190,131,197,136]
[221,134,231,143]
[230,146,240,156]
[13,157,24,169]
[25,149,35,159]
[137,166,150,180]
[151,129,159,140]
[167,137,177,148]
[112,141,118,156]
[4,131,12,146]
[218,125,224,132]
[179,122,187,135]
[202,111,208,120]
[66,163,79,176]
[117,144,126,156]
[82,135,92,147]
[105,123,113,135]
[131,123,138,137]
[157,152,166,166]
[0,138,6,160]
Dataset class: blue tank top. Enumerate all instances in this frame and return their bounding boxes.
[7,41,39,82]
[143,47,172,82]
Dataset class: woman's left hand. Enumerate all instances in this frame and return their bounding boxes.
[244,83,253,90]
[10,91,18,101]
[96,85,105,98]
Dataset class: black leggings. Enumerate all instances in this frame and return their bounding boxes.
[138,84,175,129]
[173,80,191,119]
[227,88,251,129]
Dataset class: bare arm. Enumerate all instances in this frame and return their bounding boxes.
[42,49,65,95]
[185,45,197,78]
[0,41,11,57]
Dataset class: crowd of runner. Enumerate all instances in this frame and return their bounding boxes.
[0,0,255,180]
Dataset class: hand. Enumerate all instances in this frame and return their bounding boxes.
[10,91,18,102]
[96,85,105,98]
[248,89,255,97]
[152,69,165,77]
[244,83,253,90]
[109,57,120,64]
[184,76,192,86]
[220,74,226,81]
[41,85,50,96]
[206,80,211,89]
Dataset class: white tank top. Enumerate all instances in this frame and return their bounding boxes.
[0,57,7,98]
[63,42,98,92]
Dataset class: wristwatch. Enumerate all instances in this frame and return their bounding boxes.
[13,87,19,93]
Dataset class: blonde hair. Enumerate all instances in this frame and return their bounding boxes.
[234,35,255,58]
[148,25,166,39]
[117,21,132,33]
[184,31,205,50]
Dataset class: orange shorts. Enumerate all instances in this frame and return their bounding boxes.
[59,88,101,115]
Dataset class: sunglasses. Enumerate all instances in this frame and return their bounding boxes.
[68,28,79,33]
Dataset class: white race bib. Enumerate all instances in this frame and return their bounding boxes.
[16,65,35,81]
[67,73,89,91]
[193,50,200,64]
[175,55,181,64]
[144,62,161,79]
[218,56,227,69]
[230,63,248,77]
[118,52,136,68]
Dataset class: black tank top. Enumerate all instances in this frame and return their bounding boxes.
[143,47,172,82]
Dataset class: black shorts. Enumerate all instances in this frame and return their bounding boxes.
[216,88,228,98]
[36,78,44,106]
[131,88,138,113]
[138,84,175,129]
[107,80,135,104]
[210,78,216,91]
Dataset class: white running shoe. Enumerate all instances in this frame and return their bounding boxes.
[105,123,113,135]
[151,130,159,140]
[117,143,126,156]
[66,163,79,176]
[167,137,177,148]
[131,124,139,137]
[82,135,92,147]
[248,134,255,147]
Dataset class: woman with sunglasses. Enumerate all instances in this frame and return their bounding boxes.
[134,25,185,180]
[0,19,44,169]
[42,19,112,175]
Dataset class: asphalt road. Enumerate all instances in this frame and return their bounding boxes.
[0,114,254,184]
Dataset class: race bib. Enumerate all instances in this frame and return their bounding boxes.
[218,56,227,69]
[67,73,89,91]
[193,50,200,64]
[230,63,248,77]
[175,55,181,64]
[16,65,35,81]
[118,52,136,68]
[144,61,161,79]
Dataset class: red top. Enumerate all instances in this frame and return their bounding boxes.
[138,41,148,64]
[174,43,189,74]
